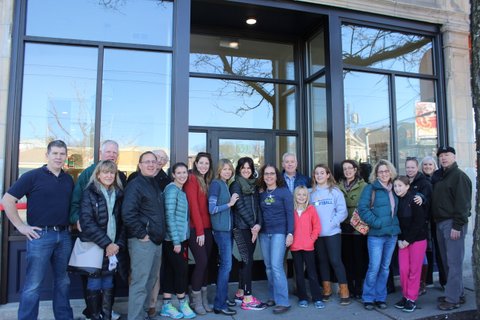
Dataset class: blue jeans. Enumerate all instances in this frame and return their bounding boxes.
[18,229,73,320]
[87,275,114,290]
[362,235,397,303]
[259,233,290,307]
[213,231,232,309]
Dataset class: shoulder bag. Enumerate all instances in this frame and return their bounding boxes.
[349,189,376,235]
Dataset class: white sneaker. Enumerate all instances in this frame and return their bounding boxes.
[112,310,121,320]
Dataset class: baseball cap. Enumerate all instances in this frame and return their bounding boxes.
[437,146,456,156]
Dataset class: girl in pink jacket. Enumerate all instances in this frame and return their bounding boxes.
[290,186,324,309]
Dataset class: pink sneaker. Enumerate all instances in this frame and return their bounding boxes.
[241,296,267,311]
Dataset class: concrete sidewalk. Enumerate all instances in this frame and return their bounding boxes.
[0,230,475,319]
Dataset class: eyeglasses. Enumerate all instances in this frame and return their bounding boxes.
[377,170,390,175]
[264,172,276,176]
[140,160,157,165]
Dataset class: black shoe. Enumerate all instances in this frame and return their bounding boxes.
[394,297,407,309]
[375,301,387,309]
[364,302,374,310]
[403,300,416,313]
[272,305,290,314]
[265,299,276,307]
[214,308,237,316]
[437,295,466,304]
[226,299,237,307]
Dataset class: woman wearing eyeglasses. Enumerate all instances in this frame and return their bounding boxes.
[358,159,400,311]
[257,164,293,315]
[184,152,214,315]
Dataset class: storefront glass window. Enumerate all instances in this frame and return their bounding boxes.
[190,34,294,80]
[26,0,173,46]
[276,136,297,169]
[342,24,433,75]
[19,43,98,180]
[189,78,295,130]
[310,76,328,166]
[307,30,325,76]
[395,77,437,171]
[188,132,207,169]
[102,49,172,176]
[344,71,391,164]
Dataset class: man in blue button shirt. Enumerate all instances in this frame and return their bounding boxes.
[281,152,311,193]
[1,140,74,320]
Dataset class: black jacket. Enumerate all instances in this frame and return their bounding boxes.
[79,184,128,279]
[410,172,432,215]
[397,191,427,244]
[121,174,165,245]
[230,180,261,229]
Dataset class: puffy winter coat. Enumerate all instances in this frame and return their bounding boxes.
[79,183,128,280]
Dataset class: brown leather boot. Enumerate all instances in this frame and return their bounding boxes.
[339,284,351,305]
[322,281,332,302]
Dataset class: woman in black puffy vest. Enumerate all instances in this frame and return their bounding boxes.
[79,160,126,320]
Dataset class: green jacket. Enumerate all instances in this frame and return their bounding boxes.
[337,178,367,222]
[431,162,472,230]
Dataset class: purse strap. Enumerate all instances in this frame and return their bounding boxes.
[370,189,376,208]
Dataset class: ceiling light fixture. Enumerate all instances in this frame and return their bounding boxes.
[246,18,257,25]
[219,39,239,49]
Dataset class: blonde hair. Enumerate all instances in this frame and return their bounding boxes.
[293,185,310,210]
[87,160,123,191]
[369,159,397,183]
[215,159,234,181]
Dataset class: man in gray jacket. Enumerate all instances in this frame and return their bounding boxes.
[431,146,472,311]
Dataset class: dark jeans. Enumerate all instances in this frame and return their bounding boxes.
[233,228,256,295]
[314,234,347,283]
[188,228,213,291]
[292,250,322,301]
[18,229,73,320]
[162,240,189,295]
[341,226,369,292]
[212,231,233,309]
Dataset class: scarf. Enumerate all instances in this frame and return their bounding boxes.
[343,178,358,192]
[100,186,117,241]
[235,175,257,195]
[378,180,395,217]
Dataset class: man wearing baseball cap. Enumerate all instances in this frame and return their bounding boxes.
[431,146,472,310]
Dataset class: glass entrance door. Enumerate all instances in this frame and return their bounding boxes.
[210,131,274,171]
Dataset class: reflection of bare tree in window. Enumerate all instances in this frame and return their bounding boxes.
[343,25,432,72]
[191,53,277,126]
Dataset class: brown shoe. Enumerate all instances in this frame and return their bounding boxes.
[438,301,460,311]
[272,305,290,314]
[437,295,466,304]
[147,307,156,317]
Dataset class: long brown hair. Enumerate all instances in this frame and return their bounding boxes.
[312,164,337,191]
[192,152,213,194]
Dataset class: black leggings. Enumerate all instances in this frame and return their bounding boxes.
[188,228,213,291]
[162,241,189,295]
[314,234,347,283]
[292,250,322,301]
[233,228,256,295]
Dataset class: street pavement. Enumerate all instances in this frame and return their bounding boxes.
[0,227,475,319]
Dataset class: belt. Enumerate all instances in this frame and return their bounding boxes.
[40,225,69,232]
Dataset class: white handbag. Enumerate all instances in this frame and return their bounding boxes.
[68,238,104,276]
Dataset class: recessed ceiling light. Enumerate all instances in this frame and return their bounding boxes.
[246,18,257,25]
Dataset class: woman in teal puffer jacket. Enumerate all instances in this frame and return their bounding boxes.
[358,159,400,311]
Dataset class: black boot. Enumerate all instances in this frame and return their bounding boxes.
[102,288,114,320]
[86,289,102,320]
